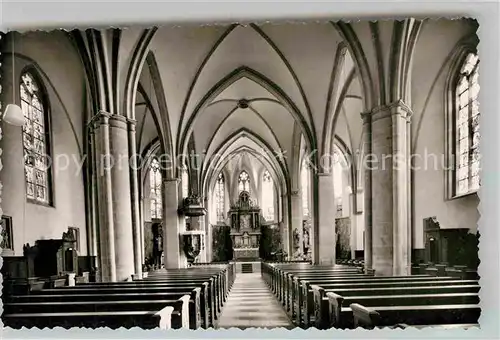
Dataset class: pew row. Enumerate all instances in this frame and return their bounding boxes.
[3,263,235,330]
[350,303,480,329]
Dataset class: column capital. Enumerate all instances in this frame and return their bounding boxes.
[360,111,372,124]
[108,114,128,130]
[163,178,180,184]
[87,110,112,131]
[127,118,138,131]
[370,99,413,123]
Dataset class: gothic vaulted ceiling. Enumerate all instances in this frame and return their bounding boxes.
[131,22,366,194]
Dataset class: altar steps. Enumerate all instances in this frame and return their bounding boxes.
[241,263,254,273]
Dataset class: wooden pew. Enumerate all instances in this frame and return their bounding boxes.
[5,287,205,329]
[298,276,455,327]
[3,295,188,330]
[324,289,480,329]
[350,303,481,329]
[3,264,233,329]
[144,272,226,317]
[310,280,478,329]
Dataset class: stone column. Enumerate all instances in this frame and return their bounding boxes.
[290,191,303,257]
[127,119,143,278]
[109,115,135,281]
[91,112,116,282]
[281,194,290,257]
[317,173,336,265]
[139,195,145,264]
[369,101,411,276]
[349,192,356,260]
[204,197,212,262]
[163,179,182,268]
[360,112,373,272]
[87,126,99,258]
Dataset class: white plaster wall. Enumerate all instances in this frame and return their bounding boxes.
[411,20,479,249]
[1,31,87,256]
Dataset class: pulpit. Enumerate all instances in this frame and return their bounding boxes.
[228,191,261,260]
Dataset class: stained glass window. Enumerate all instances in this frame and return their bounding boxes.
[333,146,344,216]
[150,158,162,219]
[238,171,250,194]
[301,161,310,218]
[181,164,189,198]
[215,173,225,222]
[262,170,275,221]
[21,71,52,204]
[454,53,480,196]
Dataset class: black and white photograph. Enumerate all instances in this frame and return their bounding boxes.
[0,14,484,332]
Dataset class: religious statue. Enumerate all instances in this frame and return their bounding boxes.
[293,228,300,249]
[153,234,163,269]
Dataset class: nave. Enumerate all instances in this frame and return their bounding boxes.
[0,18,482,331]
[216,273,293,329]
[2,259,480,330]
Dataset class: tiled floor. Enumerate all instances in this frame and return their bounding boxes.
[216,273,294,329]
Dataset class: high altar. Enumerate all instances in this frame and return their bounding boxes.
[228,191,261,260]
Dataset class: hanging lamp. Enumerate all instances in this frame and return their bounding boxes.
[2,33,24,127]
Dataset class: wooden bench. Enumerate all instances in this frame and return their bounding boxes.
[298,276,456,327]
[327,291,479,328]
[3,264,233,329]
[350,303,481,329]
[3,295,189,330]
[311,280,478,328]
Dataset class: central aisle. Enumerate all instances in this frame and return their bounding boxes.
[216,273,294,329]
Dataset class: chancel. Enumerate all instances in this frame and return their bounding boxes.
[0,18,481,330]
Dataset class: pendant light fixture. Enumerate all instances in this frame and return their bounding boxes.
[2,33,24,127]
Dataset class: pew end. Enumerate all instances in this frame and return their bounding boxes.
[310,285,329,329]
[350,303,381,329]
[179,295,191,328]
[326,292,344,328]
[156,306,175,329]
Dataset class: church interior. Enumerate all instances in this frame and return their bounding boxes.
[0,18,481,330]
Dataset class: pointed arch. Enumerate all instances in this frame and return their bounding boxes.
[178,66,317,169]
[149,157,163,219]
[261,169,275,221]
[332,22,375,111]
[215,172,226,222]
[201,127,289,199]
[238,170,251,194]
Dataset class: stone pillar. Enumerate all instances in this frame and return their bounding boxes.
[360,112,373,273]
[281,194,290,257]
[290,191,303,257]
[108,115,135,281]
[349,192,357,260]
[127,119,143,278]
[163,179,182,268]
[204,197,212,262]
[369,101,411,276]
[91,112,116,282]
[317,173,336,265]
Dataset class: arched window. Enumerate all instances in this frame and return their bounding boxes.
[301,161,310,218]
[21,70,52,205]
[150,158,162,219]
[215,173,225,222]
[181,164,189,198]
[238,170,250,194]
[454,52,480,196]
[262,170,275,221]
[333,146,344,217]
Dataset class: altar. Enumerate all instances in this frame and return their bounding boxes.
[228,191,262,260]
